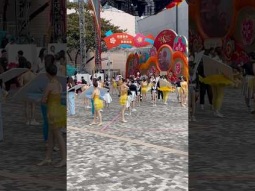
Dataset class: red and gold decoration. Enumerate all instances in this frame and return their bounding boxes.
[139,57,160,77]
[104,33,134,50]
[190,0,255,66]
[157,44,173,71]
[171,51,189,80]
[154,29,177,50]
[124,28,188,78]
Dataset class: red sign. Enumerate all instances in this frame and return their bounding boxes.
[104,33,134,50]
[154,29,177,50]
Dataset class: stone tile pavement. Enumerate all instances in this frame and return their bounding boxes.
[67,92,188,191]
[0,90,66,190]
[189,87,255,190]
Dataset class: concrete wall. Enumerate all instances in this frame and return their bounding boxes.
[136,2,188,38]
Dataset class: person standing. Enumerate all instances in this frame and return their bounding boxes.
[36,48,47,73]
[241,53,255,113]
[157,75,163,101]
[197,50,213,110]
[67,77,75,116]
[119,79,129,123]
[37,64,66,167]
[89,80,103,126]
[18,61,40,125]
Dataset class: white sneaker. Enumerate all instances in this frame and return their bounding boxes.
[125,113,129,116]
[214,111,224,118]
[30,120,40,125]
[132,108,137,112]
[87,106,91,109]
[100,109,103,112]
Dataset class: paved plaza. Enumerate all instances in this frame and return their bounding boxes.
[0,90,66,191]
[190,87,255,190]
[67,92,188,191]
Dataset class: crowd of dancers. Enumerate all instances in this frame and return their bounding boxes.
[67,72,189,126]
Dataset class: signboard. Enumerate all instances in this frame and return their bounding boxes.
[104,33,134,50]
[154,29,177,50]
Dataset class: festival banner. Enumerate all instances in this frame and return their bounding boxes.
[154,29,177,50]
[104,33,134,50]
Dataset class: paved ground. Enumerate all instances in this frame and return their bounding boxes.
[0,90,66,191]
[67,92,188,191]
[190,87,255,190]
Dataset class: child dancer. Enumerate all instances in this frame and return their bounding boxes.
[141,78,148,101]
[151,81,157,106]
[126,90,132,116]
[103,81,112,108]
[119,79,129,122]
[180,76,188,107]
[136,81,141,106]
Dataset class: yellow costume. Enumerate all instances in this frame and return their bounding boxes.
[113,81,117,88]
[180,81,188,95]
[94,95,104,111]
[158,86,175,103]
[199,74,233,86]
[141,82,148,94]
[47,93,66,129]
[119,88,128,106]
[199,74,233,111]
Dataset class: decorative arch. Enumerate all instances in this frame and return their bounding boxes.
[139,56,160,76]
[170,51,189,80]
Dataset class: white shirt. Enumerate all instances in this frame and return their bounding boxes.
[37,58,45,73]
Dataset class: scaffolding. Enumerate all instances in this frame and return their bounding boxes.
[78,0,86,72]
[51,0,66,43]
[16,0,31,37]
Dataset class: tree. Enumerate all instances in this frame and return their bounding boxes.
[67,2,126,67]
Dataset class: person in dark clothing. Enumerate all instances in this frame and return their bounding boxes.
[157,76,163,100]
[17,50,27,68]
[240,53,255,113]
[129,80,137,111]
[81,76,86,84]
[197,59,213,110]
[0,49,8,72]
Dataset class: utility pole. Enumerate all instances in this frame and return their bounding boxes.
[78,0,86,72]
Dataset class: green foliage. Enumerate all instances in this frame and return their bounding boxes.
[67,2,126,54]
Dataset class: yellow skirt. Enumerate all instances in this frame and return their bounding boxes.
[158,86,175,93]
[199,75,233,86]
[48,104,66,128]
[141,87,148,94]
[94,98,104,110]
[113,82,117,88]
[119,94,128,106]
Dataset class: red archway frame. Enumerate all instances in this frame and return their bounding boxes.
[157,44,174,71]
[191,0,239,39]
[170,51,189,81]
